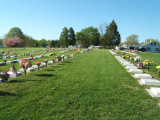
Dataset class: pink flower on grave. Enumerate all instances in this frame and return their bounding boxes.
[35,61,41,65]
[22,58,28,62]
[19,61,24,67]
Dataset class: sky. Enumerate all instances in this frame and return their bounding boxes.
[0,0,160,43]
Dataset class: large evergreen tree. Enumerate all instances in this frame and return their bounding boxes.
[59,27,69,48]
[104,20,121,48]
[68,27,76,45]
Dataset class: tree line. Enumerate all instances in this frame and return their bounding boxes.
[1,20,121,48]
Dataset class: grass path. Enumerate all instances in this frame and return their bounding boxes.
[0,49,160,119]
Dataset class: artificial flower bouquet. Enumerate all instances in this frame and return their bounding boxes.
[0,71,10,82]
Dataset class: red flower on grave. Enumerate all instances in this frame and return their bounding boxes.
[4,71,8,74]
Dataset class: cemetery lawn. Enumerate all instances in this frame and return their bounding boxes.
[1,49,160,119]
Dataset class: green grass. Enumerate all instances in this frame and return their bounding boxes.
[0,49,160,119]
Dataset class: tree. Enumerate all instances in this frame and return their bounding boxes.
[38,39,47,47]
[3,37,24,47]
[76,32,89,47]
[75,26,100,47]
[125,34,139,44]
[59,27,69,48]
[103,20,121,48]
[145,38,160,44]
[23,35,36,47]
[99,23,108,45]
[5,27,24,39]
[68,27,76,45]
[50,40,60,48]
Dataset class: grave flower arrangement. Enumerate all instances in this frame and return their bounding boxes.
[13,56,17,60]
[6,55,10,58]
[1,51,4,54]
[30,54,34,60]
[143,59,154,71]
[121,52,125,55]
[44,59,48,67]
[14,53,17,57]
[134,56,141,62]
[41,54,44,58]
[7,51,10,55]
[3,58,7,65]
[156,66,160,77]
[52,58,55,64]
[19,58,32,75]
[0,54,3,59]
[56,56,61,62]
[0,71,10,82]
[137,62,143,69]
[61,55,64,60]
[122,55,126,59]
[50,52,53,56]
[23,53,26,56]
[35,61,41,70]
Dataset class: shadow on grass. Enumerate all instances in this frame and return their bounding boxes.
[52,66,61,68]
[0,91,15,96]
[44,69,55,71]
[63,61,72,63]
[59,63,64,65]
[8,80,24,83]
[34,74,55,77]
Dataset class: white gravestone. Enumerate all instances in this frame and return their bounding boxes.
[146,87,160,97]
[133,74,152,79]
[138,79,160,86]
[127,69,143,73]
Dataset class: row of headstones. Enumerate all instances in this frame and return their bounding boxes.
[0,50,88,82]
[109,50,160,98]
[0,48,76,65]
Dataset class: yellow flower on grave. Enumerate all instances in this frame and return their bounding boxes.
[156,66,160,70]
[143,59,154,66]
[122,55,126,58]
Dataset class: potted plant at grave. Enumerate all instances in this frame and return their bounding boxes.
[52,58,55,64]
[156,66,160,77]
[23,53,25,56]
[143,59,154,72]
[44,59,48,67]
[35,61,41,70]
[0,71,10,82]
[3,58,7,65]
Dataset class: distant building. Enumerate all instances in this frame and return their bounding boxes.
[88,45,103,49]
[0,44,4,48]
[138,41,160,52]
[119,39,160,52]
